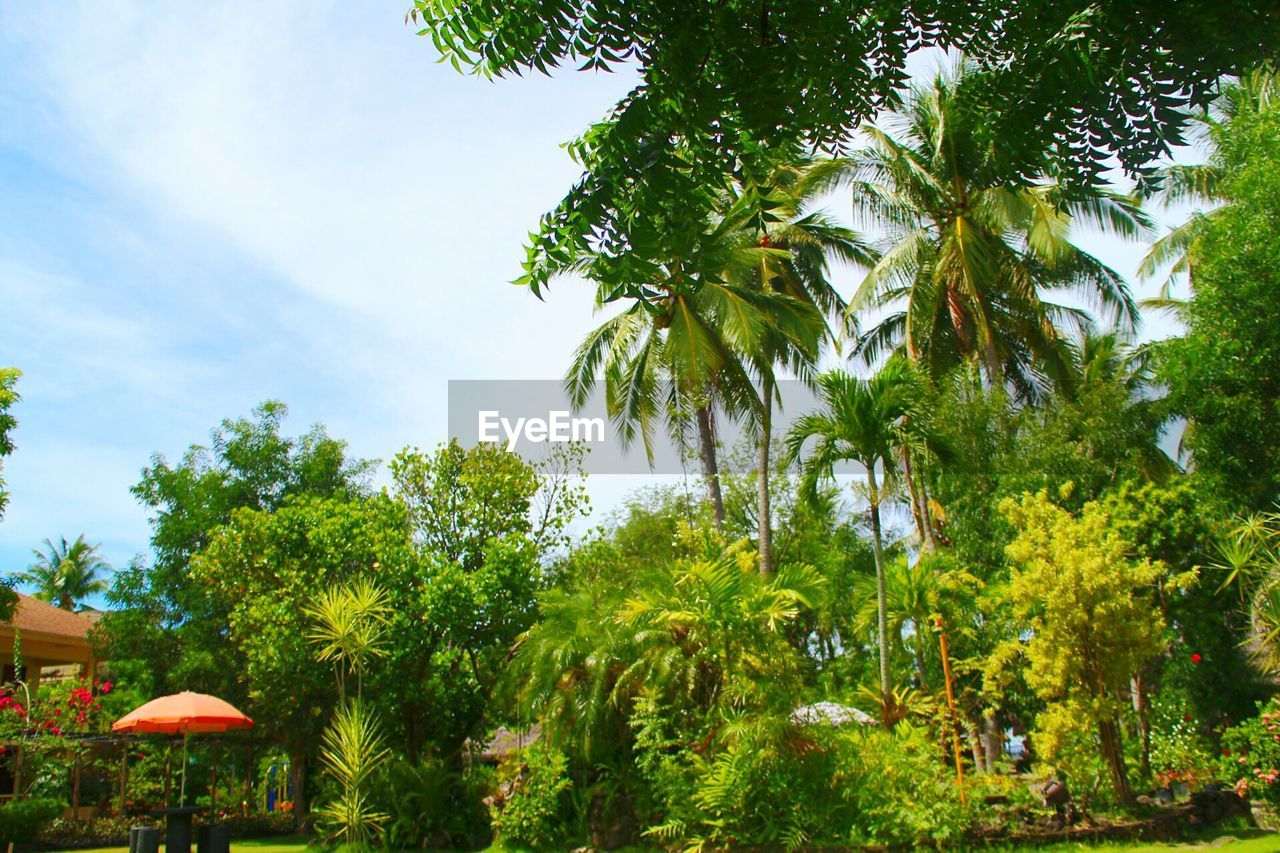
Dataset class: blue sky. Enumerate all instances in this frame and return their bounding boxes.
[0,3,1192,591]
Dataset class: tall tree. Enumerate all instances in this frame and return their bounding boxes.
[0,368,19,524]
[996,490,1164,806]
[563,157,865,568]
[17,535,111,610]
[1158,86,1280,511]
[826,66,1147,397]
[102,401,374,701]
[1138,66,1280,297]
[414,0,1276,313]
[786,359,920,701]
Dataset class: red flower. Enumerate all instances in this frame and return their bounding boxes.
[1191,653,1203,664]
[100,682,113,694]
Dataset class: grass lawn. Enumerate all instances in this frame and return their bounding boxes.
[992,829,1280,852]
[47,838,309,853]
[49,830,1280,852]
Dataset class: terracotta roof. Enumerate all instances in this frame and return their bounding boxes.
[3,594,96,641]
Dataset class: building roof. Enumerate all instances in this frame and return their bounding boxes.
[3,594,96,641]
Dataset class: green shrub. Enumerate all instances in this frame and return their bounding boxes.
[1221,698,1280,804]
[488,744,573,850]
[634,704,970,850]
[836,724,971,845]
[0,797,63,844]
[377,755,491,849]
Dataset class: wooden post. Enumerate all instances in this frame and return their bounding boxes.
[936,616,967,806]
[118,738,129,817]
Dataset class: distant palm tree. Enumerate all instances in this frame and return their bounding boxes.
[17,535,112,610]
[821,65,1147,398]
[786,359,921,701]
[1138,65,1279,302]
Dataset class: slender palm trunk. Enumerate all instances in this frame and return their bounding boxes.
[901,446,937,552]
[866,462,891,702]
[757,376,775,575]
[694,404,726,530]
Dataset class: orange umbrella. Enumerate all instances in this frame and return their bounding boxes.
[114,692,254,804]
[113,691,254,735]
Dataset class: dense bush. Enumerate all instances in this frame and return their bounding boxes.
[0,798,63,845]
[1222,699,1280,804]
[377,756,491,849]
[487,744,573,850]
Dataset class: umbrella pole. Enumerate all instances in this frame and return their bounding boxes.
[180,733,189,806]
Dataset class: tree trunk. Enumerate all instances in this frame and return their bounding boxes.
[901,447,938,552]
[1132,674,1152,781]
[290,750,308,818]
[694,404,726,530]
[913,638,929,691]
[866,462,891,702]
[1098,716,1134,806]
[757,377,775,576]
[981,715,1002,773]
[967,721,986,772]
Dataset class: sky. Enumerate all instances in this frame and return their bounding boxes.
[0,3,1194,592]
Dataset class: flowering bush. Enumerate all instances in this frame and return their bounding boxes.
[1149,694,1217,789]
[1221,698,1280,805]
[0,677,115,800]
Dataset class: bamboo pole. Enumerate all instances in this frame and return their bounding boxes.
[936,616,967,806]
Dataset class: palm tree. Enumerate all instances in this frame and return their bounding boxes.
[851,553,981,690]
[821,65,1148,398]
[1138,65,1279,301]
[731,158,875,573]
[567,158,871,566]
[785,359,921,702]
[17,535,112,610]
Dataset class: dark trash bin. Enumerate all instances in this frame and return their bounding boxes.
[133,826,161,853]
[197,823,231,853]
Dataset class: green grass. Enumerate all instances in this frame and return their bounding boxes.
[49,831,1280,852]
[47,836,309,853]
[990,828,1280,852]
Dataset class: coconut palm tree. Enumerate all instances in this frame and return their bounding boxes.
[785,359,921,702]
[819,65,1148,399]
[731,158,876,573]
[17,535,112,610]
[1138,65,1279,301]
[567,158,871,562]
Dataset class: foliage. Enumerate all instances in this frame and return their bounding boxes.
[488,743,573,850]
[102,401,373,705]
[993,489,1165,803]
[635,706,967,849]
[313,701,391,846]
[310,580,394,847]
[0,367,18,526]
[0,796,63,844]
[1221,698,1280,805]
[190,495,412,771]
[390,439,586,567]
[376,756,491,850]
[305,578,390,703]
[786,359,922,698]
[16,534,112,610]
[1160,93,1280,511]
[1147,693,1217,789]
[836,66,1145,395]
[412,0,1275,309]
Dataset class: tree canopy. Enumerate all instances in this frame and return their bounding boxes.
[412,0,1277,297]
